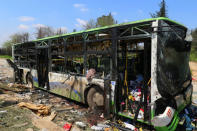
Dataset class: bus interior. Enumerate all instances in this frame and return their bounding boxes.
[116,39,151,122]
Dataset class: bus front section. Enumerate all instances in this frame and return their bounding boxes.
[152,20,192,131]
[115,18,193,131]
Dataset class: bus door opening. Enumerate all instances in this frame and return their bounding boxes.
[117,40,151,121]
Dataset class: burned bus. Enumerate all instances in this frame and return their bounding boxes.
[12,17,192,130]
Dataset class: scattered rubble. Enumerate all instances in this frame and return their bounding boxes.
[0,78,106,130]
[75,121,87,129]
[18,102,51,116]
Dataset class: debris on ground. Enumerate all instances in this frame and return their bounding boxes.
[0,100,18,108]
[10,122,29,128]
[63,122,72,131]
[42,111,57,121]
[75,121,87,129]
[32,113,64,131]
[18,102,51,116]
[8,83,30,89]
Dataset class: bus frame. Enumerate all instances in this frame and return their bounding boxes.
[12,17,192,131]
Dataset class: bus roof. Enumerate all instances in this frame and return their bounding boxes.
[14,17,186,45]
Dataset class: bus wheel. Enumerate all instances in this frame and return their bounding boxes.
[26,74,33,89]
[87,87,104,110]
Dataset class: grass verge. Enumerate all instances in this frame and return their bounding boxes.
[0,55,12,59]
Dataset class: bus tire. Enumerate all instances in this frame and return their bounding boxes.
[87,87,104,110]
[26,73,33,89]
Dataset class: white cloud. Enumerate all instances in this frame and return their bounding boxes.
[18,24,29,30]
[112,12,117,16]
[75,18,87,28]
[73,4,84,8]
[33,24,46,28]
[73,3,88,12]
[19,16,35,22]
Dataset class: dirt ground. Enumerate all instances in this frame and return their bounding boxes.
[0,58,197,131]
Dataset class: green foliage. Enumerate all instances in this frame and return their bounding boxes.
[2,32,29,49]
[80,12,117,30]
[192,28,197,45]
[73,29,77,32]
[1,32,29,55]
[2,40,12,49]
[96,13,117,27]
[151,0,168,18]
[190,28,197,62]
[190,47,197,62]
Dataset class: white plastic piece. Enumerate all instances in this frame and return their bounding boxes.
[138,109,144,119]
[91,125,104,131]
[151,106,175,127]
[75,121,86,128]
[124,122,135,130]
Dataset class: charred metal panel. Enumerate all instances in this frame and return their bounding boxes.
[157,20,191,98]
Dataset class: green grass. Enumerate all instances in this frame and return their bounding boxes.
[0,55,12,59]
[190,47,197,62]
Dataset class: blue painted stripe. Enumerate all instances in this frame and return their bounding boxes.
[33,76,38,83]
[33,76,81,98]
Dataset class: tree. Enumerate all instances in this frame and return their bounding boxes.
[96,13,117,27]
[73,29,77,32]
[78,13,117,30]
[82,19,97,30]
[3,32,29,48]
[2,40,12,49]
[192,28,197,46]
[35,26,54,39]
[2,32,30,55]
[150,0,168,18]
[56,28,67,35]
[10,32,29,43]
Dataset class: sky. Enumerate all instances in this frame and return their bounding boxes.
[0,0,197,47]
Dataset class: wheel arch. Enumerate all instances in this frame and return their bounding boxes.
[25,71,32,84]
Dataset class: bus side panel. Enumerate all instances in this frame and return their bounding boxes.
[31,69,39,87]
[48,72,88,103]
